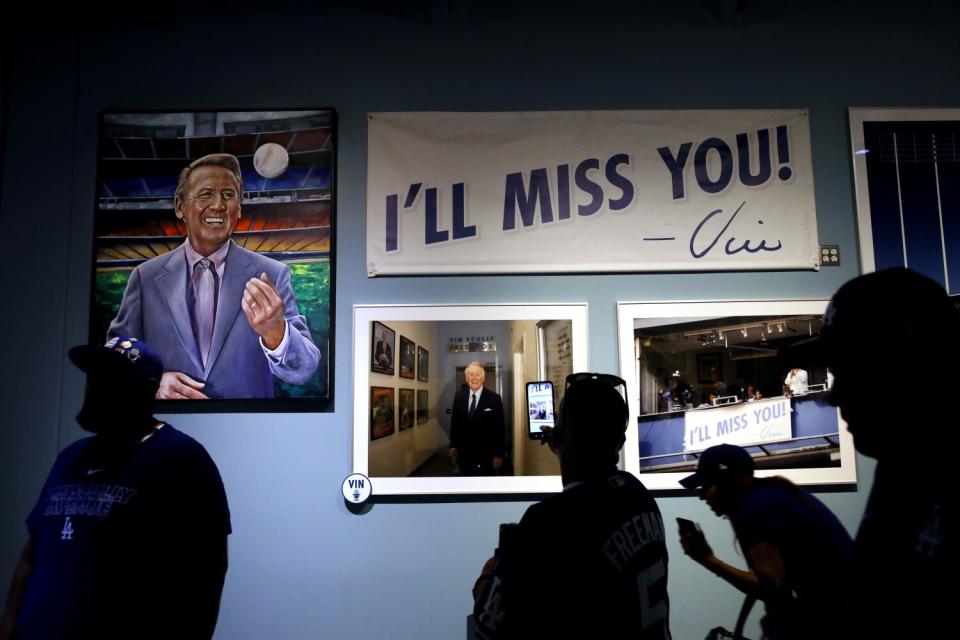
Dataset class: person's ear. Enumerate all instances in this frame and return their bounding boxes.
[174,195,184,220]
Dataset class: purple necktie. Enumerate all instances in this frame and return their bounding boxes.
[194,258,215,366]
[469,393,477,416]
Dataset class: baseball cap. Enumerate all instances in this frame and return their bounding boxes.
[679,444,754,489]
[792,267,956,364]
[68,336,164,383]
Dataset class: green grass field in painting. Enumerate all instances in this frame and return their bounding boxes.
[93,261,331,400]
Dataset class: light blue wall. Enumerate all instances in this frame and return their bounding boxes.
[2,2,957,638]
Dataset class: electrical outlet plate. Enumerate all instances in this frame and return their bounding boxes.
[819,245,841,266]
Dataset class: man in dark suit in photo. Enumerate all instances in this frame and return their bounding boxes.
[449,362,506,476]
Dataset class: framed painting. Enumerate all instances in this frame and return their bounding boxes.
[90,109,335,411]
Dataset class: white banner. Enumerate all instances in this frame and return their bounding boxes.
[367,110,819,275]
[683,397,792,452]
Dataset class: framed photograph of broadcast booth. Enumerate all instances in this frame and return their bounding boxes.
[848,108,960,292]
[353,304,589,496]
[617,300,857,491]
[89,109,336,412]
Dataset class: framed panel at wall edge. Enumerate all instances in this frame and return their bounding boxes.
[88,109,336,412]
[617,299,857,491]
[849,107,960,300]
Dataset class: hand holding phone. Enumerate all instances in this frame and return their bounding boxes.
[676,517,702,540]
[677,517,713,564]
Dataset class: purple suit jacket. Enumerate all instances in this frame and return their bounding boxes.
[108,241,319,398]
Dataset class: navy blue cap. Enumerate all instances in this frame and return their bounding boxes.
[69,336,164,383]
[679,444,754,489]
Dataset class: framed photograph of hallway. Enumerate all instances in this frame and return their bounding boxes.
[89,109,336,411]
[617,299,857,491]
[353,303,589,496]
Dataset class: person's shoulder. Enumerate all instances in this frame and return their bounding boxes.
[603,472,660,505]
[740,483,797,515]
[152,424,217,462]
[521,476,621,521]
[612,470,651,492]
[233,242,286,271]
[55,435,96,464]
[485,388,503,402]
[519,493,565,529]
[521,473,658,528]
[135,247,180,276]
[743,482,779,502]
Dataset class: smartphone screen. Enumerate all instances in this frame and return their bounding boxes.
[526,381,555,439]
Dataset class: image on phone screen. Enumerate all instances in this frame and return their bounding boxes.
[526,381,555,439]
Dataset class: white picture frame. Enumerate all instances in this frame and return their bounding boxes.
[617,299,857,491]
[353,303,588,496]
[849,107,960,290]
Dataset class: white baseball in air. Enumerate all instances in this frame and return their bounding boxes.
[253,142,289,179]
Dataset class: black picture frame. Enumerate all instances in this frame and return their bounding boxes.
[398,388,415,430]
[399,336,416,379]
[417,346,429,382]
[370,386,395,440]
[371,321,396,375]
[416,389,428,424]
[89,109,336,412]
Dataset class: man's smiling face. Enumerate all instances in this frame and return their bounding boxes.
[176,164,241,256]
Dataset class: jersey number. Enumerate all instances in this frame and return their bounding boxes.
[636,559,670,637]
[476,575,504,637]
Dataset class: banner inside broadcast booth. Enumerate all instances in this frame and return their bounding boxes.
[683,397,792,452]
[367,110,820,275]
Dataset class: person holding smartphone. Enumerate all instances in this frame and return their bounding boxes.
[677,444,852,640]
[474,373,671,639]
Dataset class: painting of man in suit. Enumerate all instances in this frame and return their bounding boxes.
[449,362,506,476]
[107,153,320,399]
